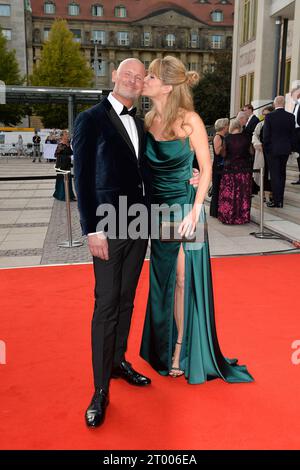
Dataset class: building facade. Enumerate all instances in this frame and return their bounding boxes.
[0,0,29,78]
[28,0,234,108]
[231,0,300,116]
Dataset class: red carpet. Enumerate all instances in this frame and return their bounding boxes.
[0,254,300,450]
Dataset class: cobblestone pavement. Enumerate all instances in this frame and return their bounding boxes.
[0,159,297,269]
[41,199,91,265]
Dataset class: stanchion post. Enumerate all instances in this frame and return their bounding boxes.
[57,169,83,248]
[259,167,264,234]
[250,167,281,239]
[63,172,73,247]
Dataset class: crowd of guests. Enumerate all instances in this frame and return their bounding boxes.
[210,86,300,224]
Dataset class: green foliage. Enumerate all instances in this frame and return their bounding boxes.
[193,51,232,126]
[30,19,94,128]
[0,29,28,126]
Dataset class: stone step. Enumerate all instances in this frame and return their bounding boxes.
[252,196,300,226]
[251,206,300,242]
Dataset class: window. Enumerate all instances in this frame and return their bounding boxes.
[143,60,150,71]
[166,34,175,47]
[251,0,258,38]
[141,97,150,112]
[284,59,291,94]
[94,59,107,77]
[240,75,247,109]
[115,6,127,18]
[0,4,11,16]
[211,35,223,49]
[211,10,224,22]
[142,32,151,46]
[2,29,11,40]
[92,30,106,44]
[241,0,257,44]
[190,33,199,48]
[68,3,79,16]
[242,0,250,43]
[70,29,81,43]
[248,72,254,103]
[91,4,103,16]
[188,62,198,71]
[44,2,55,14]
[226,36,232,48]
[117,31,129,46]
[44,28,50,41]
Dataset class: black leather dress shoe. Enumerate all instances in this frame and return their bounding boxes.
[266,201,283,208]
[85,388,109,427]
[111,360,151,386]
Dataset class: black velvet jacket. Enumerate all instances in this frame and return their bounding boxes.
[73,97,151,235]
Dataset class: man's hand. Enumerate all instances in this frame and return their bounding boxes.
[189,168,200,187]
[88,233,109,260]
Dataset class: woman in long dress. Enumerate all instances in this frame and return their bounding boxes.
[218,119,253,225]
[140,56,253,384]
[209,118,229,217]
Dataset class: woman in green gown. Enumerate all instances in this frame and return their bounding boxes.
[140,56,254,385]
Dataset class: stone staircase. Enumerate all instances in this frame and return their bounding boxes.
[251,157,300,219]
[250,156,300,241]
[206,153,300,242]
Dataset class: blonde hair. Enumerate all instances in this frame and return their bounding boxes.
[144,56,199,140]
[214,118,229,132]
[229,119,242,133]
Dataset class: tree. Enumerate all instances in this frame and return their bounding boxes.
[30,19,94,128]
[193,51,232,126]
[0,29,28,126]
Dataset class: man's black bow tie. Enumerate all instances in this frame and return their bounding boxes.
[120,106,137,117]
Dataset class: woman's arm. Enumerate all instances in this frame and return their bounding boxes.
[179,112,212,237]
[213,134,223,156]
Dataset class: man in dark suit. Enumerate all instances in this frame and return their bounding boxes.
[243,104,260,138]
[290,87,300,185]
[73,58,200,428]
[263,96,295,207]
[73,59,150,428]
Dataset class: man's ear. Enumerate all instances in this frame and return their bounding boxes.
[112,69,117,83]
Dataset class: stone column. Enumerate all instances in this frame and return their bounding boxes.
[290,0,300,83]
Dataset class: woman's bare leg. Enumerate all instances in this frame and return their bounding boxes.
[170,244,185,376]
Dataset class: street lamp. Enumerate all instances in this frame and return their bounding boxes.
[91,39,100,83]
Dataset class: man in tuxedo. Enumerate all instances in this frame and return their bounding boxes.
[290,87,300,185]
[263,96,295,208]
[72,58,150,428]
[73,58,200,427]
[243,104,260,138]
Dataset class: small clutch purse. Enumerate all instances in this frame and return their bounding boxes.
[159,221,196,243]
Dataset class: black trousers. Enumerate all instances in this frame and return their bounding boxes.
[267,154,289,205]
[91,237,148,391]
[295,128,300,173]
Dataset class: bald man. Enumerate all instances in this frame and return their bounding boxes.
[263,96,295,207]
[73,59,151,427]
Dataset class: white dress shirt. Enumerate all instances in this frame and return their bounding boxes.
[108,93,139,158]
[293,102,300,129]
[88,93,140,237]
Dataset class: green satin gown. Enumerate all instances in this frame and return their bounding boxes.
[140,133,254,384]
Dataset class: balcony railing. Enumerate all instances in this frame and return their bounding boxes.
[33,35,229,51]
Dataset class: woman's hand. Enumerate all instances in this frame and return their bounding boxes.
[178,203,203,238]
